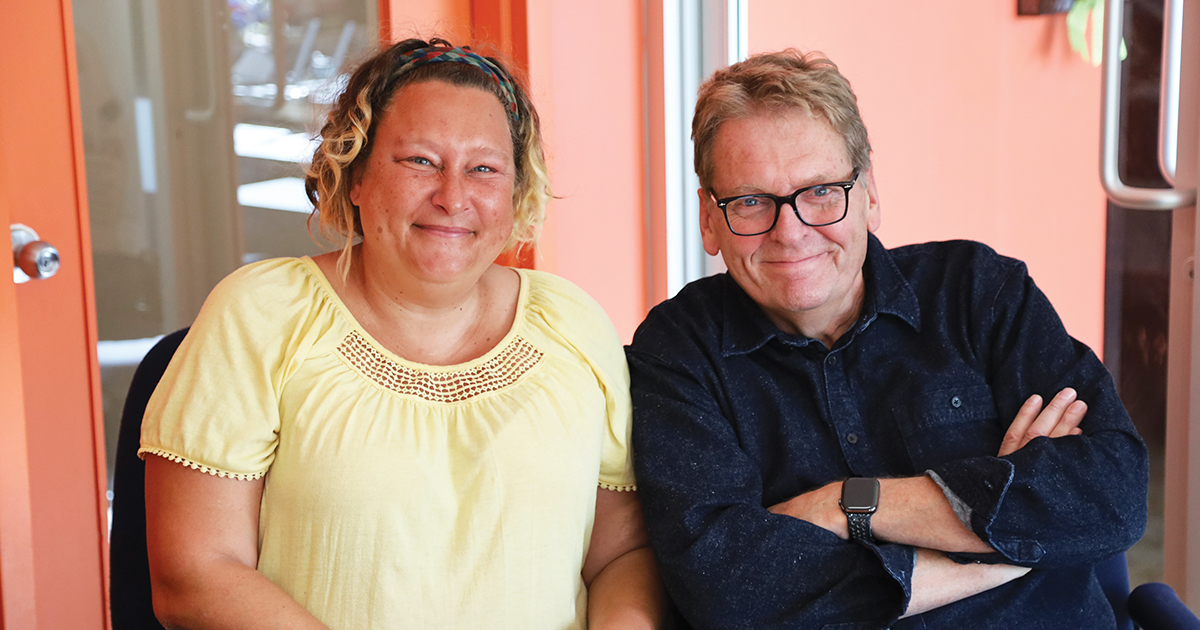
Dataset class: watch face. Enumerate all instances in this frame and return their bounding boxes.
[841,478,880,512]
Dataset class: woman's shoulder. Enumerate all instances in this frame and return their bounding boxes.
[216,256,318,292]
[199,256,335,329]
[519,268,614,331]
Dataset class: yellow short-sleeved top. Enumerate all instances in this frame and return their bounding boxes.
[140,257,635,630]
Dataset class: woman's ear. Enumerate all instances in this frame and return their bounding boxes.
[349,168,363,207]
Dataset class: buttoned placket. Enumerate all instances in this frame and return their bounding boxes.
[819,345,877,475]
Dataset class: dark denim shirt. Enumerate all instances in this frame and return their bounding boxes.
[627,235,1148,630]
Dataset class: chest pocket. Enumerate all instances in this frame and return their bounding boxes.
[891,384,1002,470]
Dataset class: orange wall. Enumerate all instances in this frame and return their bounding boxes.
[526,0,648,342]
[752,1,1107,352]
[382,0,471,41]
[386,1,1104,348]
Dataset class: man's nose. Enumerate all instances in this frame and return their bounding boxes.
[771,202,812,240]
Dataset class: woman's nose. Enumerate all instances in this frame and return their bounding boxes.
[432,171,469,215]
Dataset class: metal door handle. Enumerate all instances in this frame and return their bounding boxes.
[1101,0,1196,209]
[1159,0,1185,183]
[11,224,61,283]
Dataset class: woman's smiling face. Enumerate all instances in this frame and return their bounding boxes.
[351,79,516,284]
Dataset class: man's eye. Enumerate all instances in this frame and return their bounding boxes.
[737,197,763,208]
[808,185,832,198]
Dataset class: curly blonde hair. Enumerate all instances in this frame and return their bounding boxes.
[692,49,872,189]
[305,38,552,279]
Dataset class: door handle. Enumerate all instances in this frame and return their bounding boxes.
[10,224,61,283]
[1101,0,1196,209]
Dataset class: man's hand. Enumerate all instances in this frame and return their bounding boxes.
[998,388,1087,457]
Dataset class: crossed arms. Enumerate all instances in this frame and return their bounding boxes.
[767,388,1086,617]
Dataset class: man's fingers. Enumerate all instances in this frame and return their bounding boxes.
[999,394,1043,457]
[1026,388,1078,438]
[1049,400,1087,438]
[998,390,1087,457]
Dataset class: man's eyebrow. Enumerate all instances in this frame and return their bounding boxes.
[724,173,846,196]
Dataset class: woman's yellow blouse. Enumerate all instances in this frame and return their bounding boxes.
[140,257,636,630]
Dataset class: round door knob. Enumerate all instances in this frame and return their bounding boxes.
[10,223,61,283]
[17,240,60,279]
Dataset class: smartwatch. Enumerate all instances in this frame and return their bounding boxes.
[839,477,880,542]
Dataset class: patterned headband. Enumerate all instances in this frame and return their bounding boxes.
[393,46,519,121]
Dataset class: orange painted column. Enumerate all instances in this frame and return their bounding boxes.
[751,0,1106,352]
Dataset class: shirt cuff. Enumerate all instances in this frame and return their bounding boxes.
[927,456,1046,564]
[860,541,916,620]
[926,469,973,529]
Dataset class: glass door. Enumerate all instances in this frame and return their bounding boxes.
[73,0,377,511]
[1103,0,1199,591]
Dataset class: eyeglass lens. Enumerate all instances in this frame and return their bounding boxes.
[725,185,848,235]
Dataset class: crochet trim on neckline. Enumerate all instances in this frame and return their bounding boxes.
[337,331,545,403]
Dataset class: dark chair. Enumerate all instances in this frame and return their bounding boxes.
[1131,582,1200,630]
[110,328,188,630]
[1095,553,1200,630]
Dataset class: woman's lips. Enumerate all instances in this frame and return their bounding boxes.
[415,224,473,237]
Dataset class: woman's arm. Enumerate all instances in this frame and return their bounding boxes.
[144,455,328,630]
[582,489,667,630]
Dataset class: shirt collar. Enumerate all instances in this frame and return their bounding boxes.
[720,233,921,356]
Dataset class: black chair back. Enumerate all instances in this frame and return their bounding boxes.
[109,328,188,630]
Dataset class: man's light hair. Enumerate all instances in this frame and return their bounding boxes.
[692,49,872,189]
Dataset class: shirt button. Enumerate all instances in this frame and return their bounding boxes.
[828,355,838,366]
[846,433,859,444]
[951,396,963,408]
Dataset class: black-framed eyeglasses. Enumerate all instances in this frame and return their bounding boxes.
[709,168,861,236]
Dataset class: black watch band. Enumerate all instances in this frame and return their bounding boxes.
[840,477,880,543]
[846,511,874,542]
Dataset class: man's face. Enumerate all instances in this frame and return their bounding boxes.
[700,109,880,338]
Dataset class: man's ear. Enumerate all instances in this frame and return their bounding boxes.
[861,168,881,232]
[698,188,722,256]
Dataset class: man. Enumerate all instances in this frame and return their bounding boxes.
[627,49,1147,629]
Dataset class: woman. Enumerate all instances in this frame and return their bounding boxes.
[141,38,664,629]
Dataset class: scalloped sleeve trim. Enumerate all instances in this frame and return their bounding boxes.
[138,447,267,481]
[599,481,637,493]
